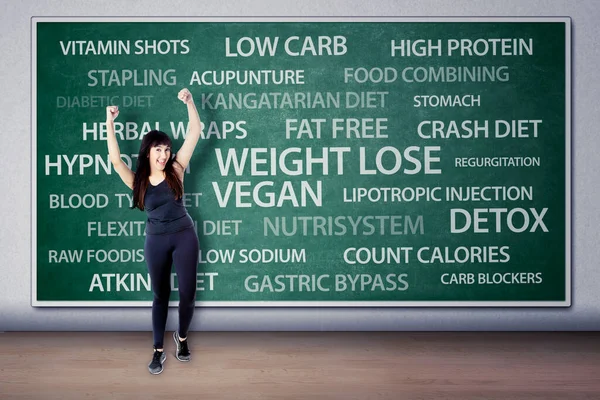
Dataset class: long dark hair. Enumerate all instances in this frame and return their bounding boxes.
[131,130,184,210]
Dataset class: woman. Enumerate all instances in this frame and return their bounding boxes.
[105,88,202,375]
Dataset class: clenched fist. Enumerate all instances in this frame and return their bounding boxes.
[178,88,193,105]
[106,106,119,121]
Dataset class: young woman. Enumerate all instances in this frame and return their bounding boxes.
[105,88,202,375]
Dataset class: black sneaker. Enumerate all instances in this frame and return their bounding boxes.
[148,348,166,374]
[173,331,191,362]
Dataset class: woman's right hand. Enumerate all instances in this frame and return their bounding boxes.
[106,105,119,121]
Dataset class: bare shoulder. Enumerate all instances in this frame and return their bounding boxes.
[173,158,185,180]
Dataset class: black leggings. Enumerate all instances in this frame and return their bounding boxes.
[144,227,199,348]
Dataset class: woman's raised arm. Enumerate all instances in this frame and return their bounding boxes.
[173,88,201,176]
[106,106,134,190]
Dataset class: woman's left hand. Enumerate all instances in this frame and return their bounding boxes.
[178,88,193,105]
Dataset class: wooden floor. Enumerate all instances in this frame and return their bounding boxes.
[1,332,599,399]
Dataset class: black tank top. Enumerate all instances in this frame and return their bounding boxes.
[144,179,194,235]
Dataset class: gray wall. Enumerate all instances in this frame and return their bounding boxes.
[1,0,598,331]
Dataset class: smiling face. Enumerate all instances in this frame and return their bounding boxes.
[148,144,171,172]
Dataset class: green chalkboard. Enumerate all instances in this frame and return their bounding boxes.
[32,17,571,307]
